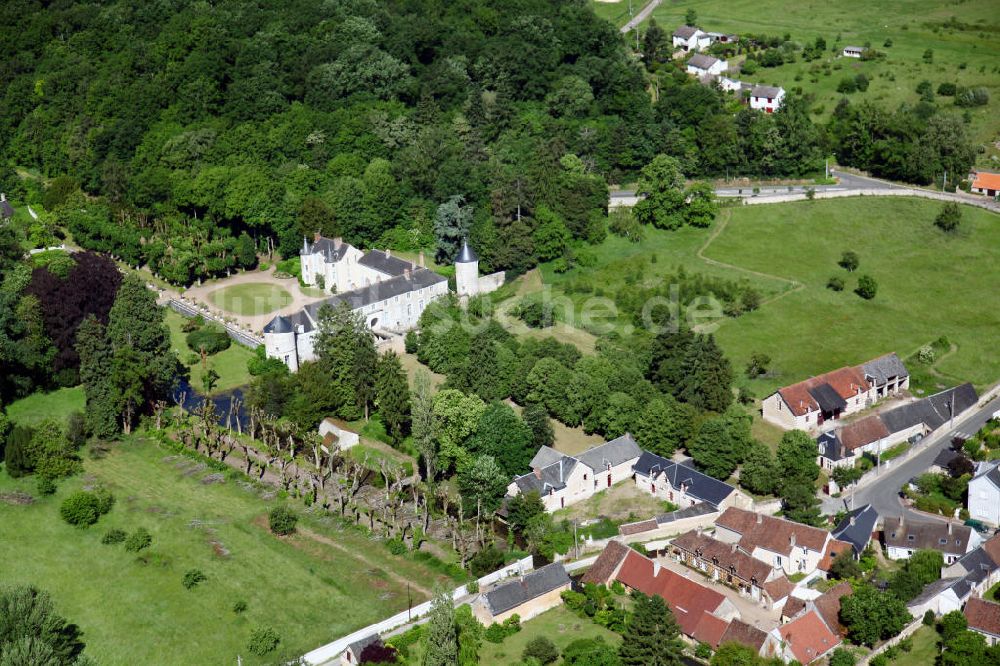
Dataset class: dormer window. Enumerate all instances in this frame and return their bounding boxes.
[939,538,948,545]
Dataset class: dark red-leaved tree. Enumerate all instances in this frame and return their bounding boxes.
[358,640,398,664]
[25,251,122,374]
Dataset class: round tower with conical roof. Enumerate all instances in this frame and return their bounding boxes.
[455,239,479,298]
[263,315,298,371]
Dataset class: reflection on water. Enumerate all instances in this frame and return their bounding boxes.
[172,377,249,430]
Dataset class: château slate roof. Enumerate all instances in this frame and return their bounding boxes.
[831,504,879,556]
[513,457,578,495]
[576,434,642,472]
[303,268,446,317]
[456,239,478,263]
[483,563,570,615]
[263,315,293,334]
[303,235,351,261]
[358,249,414,277]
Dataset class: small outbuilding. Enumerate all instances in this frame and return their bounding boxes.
[473,563,571,625]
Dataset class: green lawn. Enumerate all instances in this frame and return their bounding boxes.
[478,606,622,665]
[704,198,1000,397]
[5,386,85,426]
[0,437,457,665]
[165,309,253,394]
[594,0,1000,164]
[207,282,292,316]
[888,625,939,664]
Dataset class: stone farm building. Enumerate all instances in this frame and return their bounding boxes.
[472,563,571,624]
[817,383,978,471]
[672,25,711,51]
[264,237,501,370]
[762,352,910,431]
[670,529,785,606]
[714,508,846,578]
[506,435,643,512]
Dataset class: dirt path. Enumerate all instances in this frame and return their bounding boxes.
[696,208,805,310]
[296,526,434,598]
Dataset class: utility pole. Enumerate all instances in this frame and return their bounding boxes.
[574,522,579,559]
[407,583,412,621]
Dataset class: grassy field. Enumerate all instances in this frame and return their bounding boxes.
[887,625,939,664]
[534,197,1000,399]
[592,0,1000,165]
[5,386,85,426]
[0,437,457,665]
[478,606,622,665]
[165,309,253,394]
[704,198,1000,397]
[207,282,292,316]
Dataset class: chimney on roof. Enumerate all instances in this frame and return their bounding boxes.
[334,237,343,250]
[731,542,738,554]
[948,522,953,535]
[418,250,426,268]
[385,248,391,258]
[404,267,411,280]
[790,533,797,548]
[850,516,856,527]
[757,513,763,525]
[534,468,541,480]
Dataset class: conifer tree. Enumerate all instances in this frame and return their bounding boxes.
[375,351,410,444]
[75,315,117,438]
[619,592,684,666]
[411,370,437,482]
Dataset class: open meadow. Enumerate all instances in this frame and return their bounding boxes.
[0,438,458,665]
[593,0,1000,166]
[538,197,1000,399]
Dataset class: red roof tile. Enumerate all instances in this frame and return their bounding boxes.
[966,597,1000,637]
[581,541,631,586]
[615,551,728,637]
[981,535,1000,566]
[763,575,795,604]
[836,416,891,452]
[782,596,806,621]
[778,610,841,664]
[972,172,1000,191]
[813,582,852,635]
[672,530,773,585]
[777,366,869,416]
[719,619,770,652]
[818,539,855,572]
[619,519,659,536]
[692,612,730,648]
[716,508,830,557]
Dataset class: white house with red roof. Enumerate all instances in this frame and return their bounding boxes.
[762,353,910,430]
[713,507,843,577]
[768,609,842,664]
[971,171,1000,197]
[749,85,785,113]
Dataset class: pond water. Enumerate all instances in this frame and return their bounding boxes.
[172,377,249,431]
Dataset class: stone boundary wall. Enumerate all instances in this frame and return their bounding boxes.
[739,188,1000,213]
[858,619,923,665]
[167,298,262,349]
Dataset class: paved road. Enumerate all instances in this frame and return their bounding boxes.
[830,395,1000,524]
[621,0,663,34]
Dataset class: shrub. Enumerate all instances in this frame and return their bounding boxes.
[484,615,521,643]
[955,87,989,107]
[36,476,57,496]
[93,487,115,515]
[923,609,936,626]
[185,326,231,355]
[855,275,878,300]
[466,580,479,594]
[515,297,552,328]
[404,330,419,353]
[837,76,857,94]
[233,600,248,614]
[101,528,127,545]
[124,527,152,552]
[247,626,280,656]
[938,82,957,96]
[611,580,625,595]
[182,569,207,589]
[827,276,845,291]
[854,73,869,91]
[386,538,406,555]
[838,250,860,272]
[268,506,298,535]
[60,491,102,527]
[469,545,505,577]
[935,202,961,233]
[523,636,559,664]
[829,647,856,666]
[181,315,204,333]
[695,642,713,659]
[918,345,936,364]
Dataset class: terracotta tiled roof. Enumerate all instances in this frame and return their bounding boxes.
[719,619,770,652]
[581,541,631,586]
[777,366,869,416]
[982,535,1000,565]
[615,551,727,637]
[716,508,830,557]
[813,582,853,635]
[763,575,795,604]
[972,172,1000,191]
[966,597,1000,637]
[619,519,659,536]
[692,612,730,648]
[818,538,855,572]
[672,530,773,585]
[777,610,841,664]
[782,596,806,621]
[837,416,891,452]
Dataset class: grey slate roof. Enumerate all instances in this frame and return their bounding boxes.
[456,239,478,263]
[303,268,447,318]
[358,250,415,277]
[907,577,963,610]
[809,383,847,413]
[576,434,642,472]
[816,431,850,462]
[884,517,974,557]
[927,383,978,424]
[303,236,351,261]
[832,504,878,556]
[750,85,783,98]
[530,446,565,470]
[688,54,720,70]
[933,448,960,470]
[263,315,293,334]
[881,383,978,433]
[861,353,909,385]
[513,457,578,494]
[674,25,700,39]
[346,634,380,657]
[483,563,571,615]
[632,451,736,508]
